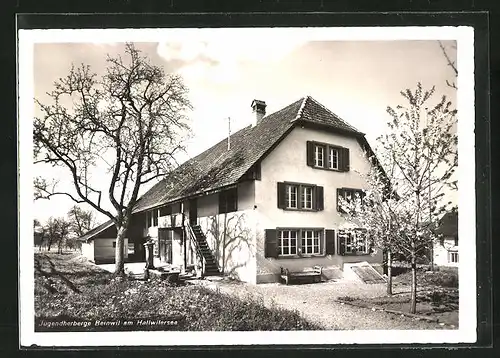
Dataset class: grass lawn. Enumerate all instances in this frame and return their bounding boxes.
[34,252,320,331]
[338,268,459,327]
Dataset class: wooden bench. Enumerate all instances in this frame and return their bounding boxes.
[280,266,323,285]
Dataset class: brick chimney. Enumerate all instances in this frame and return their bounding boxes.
[251,99,266,127]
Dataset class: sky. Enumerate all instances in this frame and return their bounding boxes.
[30,33,458,224]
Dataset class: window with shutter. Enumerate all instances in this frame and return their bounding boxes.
[337,188,365,213]
[274,228,324,258]
[338,229,370,255]
[278,182,321,211]
[264,229,278,258]
[307,141,349,172]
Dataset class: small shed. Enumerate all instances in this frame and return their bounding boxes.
[80,220,129,264]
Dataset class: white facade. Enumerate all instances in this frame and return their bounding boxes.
[434,236,459,267]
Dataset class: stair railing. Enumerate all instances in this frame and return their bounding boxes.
[185,223,206,277]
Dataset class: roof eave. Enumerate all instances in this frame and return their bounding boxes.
[133,182,240,214]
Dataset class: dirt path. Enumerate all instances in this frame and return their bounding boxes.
[212,280,446,330]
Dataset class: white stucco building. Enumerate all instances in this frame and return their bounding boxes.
[81,96,386,283]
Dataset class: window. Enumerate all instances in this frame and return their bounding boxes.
[301,230,321,255]
[265,229,335,258]
[286,185,298,209]
[338,229,370,255]
[337,188,366,213]
[219,187,238,214]
[146,209,159,228]
[301,186,313,210]
[329,147,339,169]
[278,230,298,256]
[277,229,323,257]
[112,241,116,248]
[314,145,324,167]
[307,141,349,171]
[448,251,459,263]
[278,182,324,211]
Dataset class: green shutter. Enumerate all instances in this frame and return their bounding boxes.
[277,182,286,209]
[325,229,335,255]
[315,186,324,211]
[264,229,278,258]
[306,141,315,167]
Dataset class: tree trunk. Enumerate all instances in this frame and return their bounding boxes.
[387,249,393,296]
[410,255,417,314]
[114,226,126,276]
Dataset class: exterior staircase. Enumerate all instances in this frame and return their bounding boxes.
[190,225,221,276]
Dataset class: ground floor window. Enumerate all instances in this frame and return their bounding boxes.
[278,230,298,256]
[277,228,323,257]
[301,230,321,255]
[448,251,459,263]
[338,229,370,255]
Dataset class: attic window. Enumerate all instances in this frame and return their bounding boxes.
[307,141,349,172]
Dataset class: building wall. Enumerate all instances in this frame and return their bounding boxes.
[434,236,459,267]
[93,237,128,263]
[254,126,383,282]
[196,181,257,283]
[81,241,94,262]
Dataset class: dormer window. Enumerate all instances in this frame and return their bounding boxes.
[307,141,349,172]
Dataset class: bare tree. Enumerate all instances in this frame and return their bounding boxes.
[340,83,457,313]
[34,219,46,251]
[67,205,96,238]
[44,217,71,253]
[33,43,192,275]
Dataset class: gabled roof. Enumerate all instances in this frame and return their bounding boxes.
[133,96,365,213]
[436,210,458,237]
[79,219,114,242]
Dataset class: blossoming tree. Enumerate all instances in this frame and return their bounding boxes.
[339,83,457,313]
